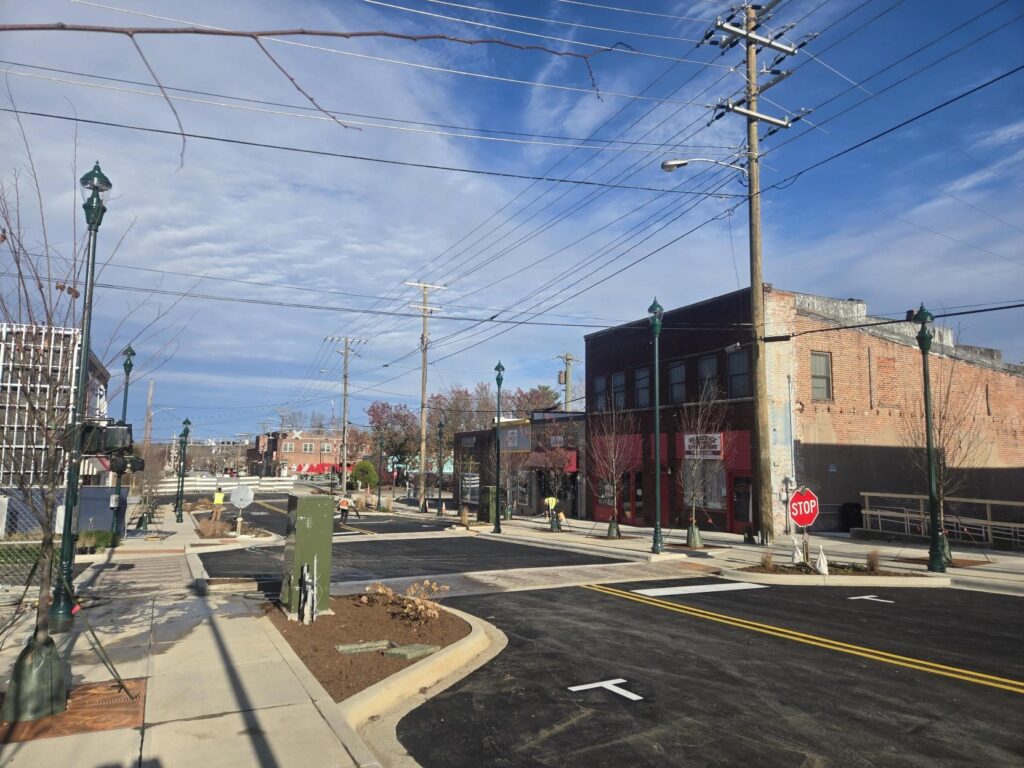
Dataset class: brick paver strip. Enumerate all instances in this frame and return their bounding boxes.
[0,678,146,744]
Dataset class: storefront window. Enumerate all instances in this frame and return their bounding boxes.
[460,473,480,504]
[682,460,726,509]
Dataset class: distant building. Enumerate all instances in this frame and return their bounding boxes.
[453,411,586,517]
[0,323,110,488]
[246,430,363,478]
[584,286,1024,536]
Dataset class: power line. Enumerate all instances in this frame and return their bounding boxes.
[0,108,742,198]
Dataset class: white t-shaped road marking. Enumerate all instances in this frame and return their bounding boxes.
[847,595,895,603]
[567,679,643,701]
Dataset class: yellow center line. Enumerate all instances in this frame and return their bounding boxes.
[582,584,1024,695]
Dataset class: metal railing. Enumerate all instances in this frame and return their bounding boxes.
[860,492,1024,551]
[154,476,296,495]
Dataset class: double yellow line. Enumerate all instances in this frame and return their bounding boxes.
[582,584,1024,695]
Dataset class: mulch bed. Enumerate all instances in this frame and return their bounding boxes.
[741,562,917,577]
[0,678,145,744]
[268,595,470,702]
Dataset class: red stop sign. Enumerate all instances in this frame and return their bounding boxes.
[789,487,820,528]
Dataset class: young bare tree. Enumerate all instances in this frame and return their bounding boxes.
[899,354,990,536]
[676,379,730,548]
[0,127,181,719]
[588,407,639,539]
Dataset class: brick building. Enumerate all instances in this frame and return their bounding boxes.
[246,430,364,478]
[453,412,586,518]
[585,286,1024,537]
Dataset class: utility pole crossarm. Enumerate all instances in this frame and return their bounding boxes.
[714,19,798,55]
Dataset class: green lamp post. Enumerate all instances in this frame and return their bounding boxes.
[109,345,135,542]
[436,416,446,516]
[493,361,504,534]
[649,298,664,555]
[173,418,191,524]
[910,304,946,573]
[50,162,112,629]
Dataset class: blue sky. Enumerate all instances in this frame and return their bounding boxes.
[2,0,1022,443]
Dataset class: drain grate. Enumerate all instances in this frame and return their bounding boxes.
[0,678,146,743]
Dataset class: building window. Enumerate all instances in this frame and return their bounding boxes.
[698,355,718,396]
[669,361,686,404]
[635,367,650,408]
[592,376,606,411]
[611,372,626,410]
[282,442,294,453]
[811,352,832,401]
[302,442,315,453]
[321,442,332,452]
[728,349,750,398]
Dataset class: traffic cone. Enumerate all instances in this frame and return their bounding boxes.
[439,502,446,517]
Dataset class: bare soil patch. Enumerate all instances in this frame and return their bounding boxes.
[897,556,989,568]
[267,595,471,702]
[740,562,918,577]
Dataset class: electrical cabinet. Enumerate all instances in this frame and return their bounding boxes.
[280,494,333,618]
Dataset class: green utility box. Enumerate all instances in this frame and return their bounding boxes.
[478,486,496,523]
[280,494,334,620]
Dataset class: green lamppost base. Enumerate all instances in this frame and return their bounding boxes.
[0,636,67,722]
[686,523,703,549]
[651,530,664,555]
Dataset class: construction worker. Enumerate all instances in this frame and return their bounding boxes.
[544,495,557,520]
[212,487,225,522]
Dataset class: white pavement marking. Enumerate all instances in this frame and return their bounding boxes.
[567,679,643,701]
[848,595,895,603]
[632,582,768,597]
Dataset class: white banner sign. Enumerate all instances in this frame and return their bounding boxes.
[684,433,722,460]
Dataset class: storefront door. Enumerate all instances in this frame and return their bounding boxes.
[729,475,752,534]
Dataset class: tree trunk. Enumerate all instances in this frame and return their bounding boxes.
[33,535,54,645]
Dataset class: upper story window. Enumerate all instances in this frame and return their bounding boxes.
[321,442,332,452]
[282,442,294,453]
[698,355,718,397]
[669,361,686,404]
[634,367,650,408]
[592,376,606,411]
[611,372,626,410]
[727,349,750,398]
[302,442,315,453]
[811,352,833,401]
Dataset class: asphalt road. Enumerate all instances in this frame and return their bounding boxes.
[198,536,625,586]
[398,578,1024,767]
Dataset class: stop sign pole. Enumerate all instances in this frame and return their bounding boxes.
[789,487,820,563]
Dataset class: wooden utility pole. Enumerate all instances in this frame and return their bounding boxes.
[709,2,800,543]
[406,281,445,513]
[557,353,577,412]
[325,335,364,497]
[137,378,154,494]
[745,5,773,544]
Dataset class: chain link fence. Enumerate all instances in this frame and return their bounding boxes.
[0,489,66,590]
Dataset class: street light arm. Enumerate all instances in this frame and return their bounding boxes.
[661,158,748,176]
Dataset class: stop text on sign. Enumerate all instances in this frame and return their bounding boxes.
[789,487,820,528]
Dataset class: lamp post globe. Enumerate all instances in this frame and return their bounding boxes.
[50,162,113,627]
[910,305,945,573]
[648,299,664,555]
[493,362,504,534]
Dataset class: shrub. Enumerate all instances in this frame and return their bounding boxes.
[351,460,379,489]
[197,518,229,538]
[866,549,881,574]
[359,582,398,607]
[92,530,118,549]
[760,551,774,571]
[401,580,450,623]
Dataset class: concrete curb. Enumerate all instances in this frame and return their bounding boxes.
[336,604,498,726]
[720,569,952,587]
[260,614,384,768]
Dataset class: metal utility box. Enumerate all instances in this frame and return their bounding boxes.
[280,494,334,619]
[478,486,496,523]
